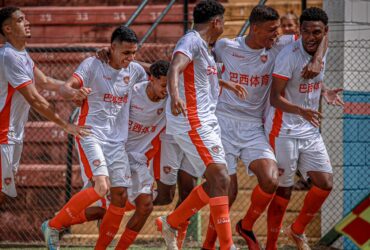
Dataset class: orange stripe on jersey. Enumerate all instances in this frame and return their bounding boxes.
[272,73,289,81]
[184,62,201,129]
[78,99,89,126]
[76,137,93,179]
[188,129,214,167]
[0,84,15,144]
[269,92,285,151]
[15,80,32,90]
[145,128,164,166]
[152,142,161,181]
[73,73,84,88]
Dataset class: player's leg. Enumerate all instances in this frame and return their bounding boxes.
[266,137,298,250]
[95,143,131,249]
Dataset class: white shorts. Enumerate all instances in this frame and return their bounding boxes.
[1,144,23,197]
[128,156,154,204]
[153,139,199,186]
[173,121,226,177]
[76,136,131,188]
[272,134,333,187]
[217,115,276,176]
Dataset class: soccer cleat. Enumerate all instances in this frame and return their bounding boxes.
[155,216,178,250]
[284,226,311,250]
[235,220,261,250]
[41,220,60,250]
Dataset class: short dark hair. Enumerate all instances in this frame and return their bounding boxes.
[193,0,225,24]
[111,25,138,44]
[249,5,279,24]
[0,6,20,36]
[300,7,328,26]
[150,60,170,79]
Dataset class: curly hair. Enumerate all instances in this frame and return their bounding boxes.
[0,6,20,36]
[111,25,138,44]
[193,0,225,24]
[249,5,279,24]
[149,60,170,78]
[300,7,328,26]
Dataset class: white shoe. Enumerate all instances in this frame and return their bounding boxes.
[284,225,311,250]
[41,220,60,250]
[155,216,178,250]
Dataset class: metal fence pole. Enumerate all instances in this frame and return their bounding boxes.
[183,0,189,34]
[125,0,149,27]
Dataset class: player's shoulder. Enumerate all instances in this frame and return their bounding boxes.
[277,40,300,58]
[1,45,23,62]
[130,61,145,71]
[216,37,239,49]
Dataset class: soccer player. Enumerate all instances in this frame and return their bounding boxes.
[202,5,327,250]
[156,1,237,249]
[0,6,89,205]
[281,13,300,36]
[41,25,147,250]
[265,7,339,250]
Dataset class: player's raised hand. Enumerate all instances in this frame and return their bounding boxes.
[96,47,110,63]
[63,124,91,139]
[301,59,322,79]
[322,88,344,106]
[300,108,323,127]
[171,96,187,117]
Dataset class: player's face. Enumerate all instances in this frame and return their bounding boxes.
[281,18,298,35]
[300,21,327,55]
[111,41,137,68]
[151,75,167,99]
[4,10,31,39]
[254,20,280,49]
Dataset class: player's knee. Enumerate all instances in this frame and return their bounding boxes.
[260,175,279,194]
[94,183,109,197]
[214,171,230,193]
[153,193,174,206]
[137,202,153,217]
[315,181,333,191]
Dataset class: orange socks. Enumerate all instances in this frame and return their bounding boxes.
[49,187,100,230]
[241,185,274,231]
[95,205,125,250]
[209,196,233,250]
[292,186,330,234]
[167,185,209,228]
[202,214,217,250]
[177,220,190,249]
[115,227,138,250]
[69,209,88,226]
[266,195,289,250]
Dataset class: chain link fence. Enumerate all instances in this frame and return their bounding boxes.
[0,40,369,249]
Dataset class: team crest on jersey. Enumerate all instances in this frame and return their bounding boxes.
[163,166,172,174]
[260,54,268,63]
[211,145,222,154]
[4,178,12,185]
[93,159,101,167]
[157,108,163,115]
[123,76,130,84]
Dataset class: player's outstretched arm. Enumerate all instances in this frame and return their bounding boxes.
[18,84,91,138]
[270,76,322,127]
[34,66,65,91]
[301,34,328,79]
[219,79,247,100]
[59,75,91,101]
[168,52,190,117]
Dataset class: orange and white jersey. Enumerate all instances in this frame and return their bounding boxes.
[126,81,166,164]
[0,43,34,144]
[214,35,297,125]
[265,39,327,141]
[74,57,147,143]
[166,30,219,135]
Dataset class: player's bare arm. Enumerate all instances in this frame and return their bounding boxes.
[218,78,247,100]
[270,76,322,127]
[168,52,191,117]
[59,75,91,101]
[34,66,65,91]
[18,83,91,138]
[301,34,328,79]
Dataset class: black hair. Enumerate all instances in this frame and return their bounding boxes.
[111,25,138,44]
[300,7,328,26]
[0,6,20,36]
[249,5,279,24]
[193,0,225,24]
[149,60,170,79]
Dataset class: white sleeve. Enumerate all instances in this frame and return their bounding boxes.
[173,35,197,60]
[213,39,228,63]
[4,52,33,89]
[135,64,148,83]
[73,57,95,87]
[272,48,295,80]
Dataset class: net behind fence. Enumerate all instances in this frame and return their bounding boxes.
[0,40,369,249]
